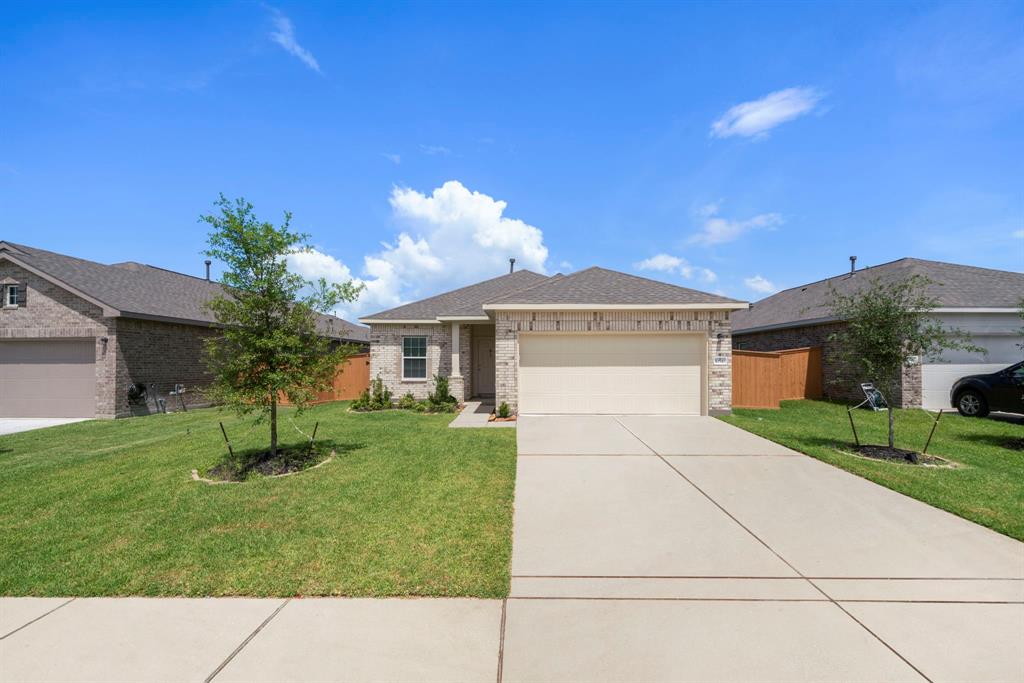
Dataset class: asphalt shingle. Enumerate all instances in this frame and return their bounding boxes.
[0,242,368,342]
[733,257,1024,333]
[360,270,550,321]
[484,267,746,307]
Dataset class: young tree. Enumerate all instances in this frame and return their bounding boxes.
[826,275,981,449]
[200,195,362,457]
[1017,298,1024,354]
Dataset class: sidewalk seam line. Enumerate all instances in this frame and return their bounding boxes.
[0,597,76,640]
[205,598,290,683]
[613,417,935,683]
[496,598,507,683]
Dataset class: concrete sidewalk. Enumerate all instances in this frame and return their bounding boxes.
[0,597,502,682]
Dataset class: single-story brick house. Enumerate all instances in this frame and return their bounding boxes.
[360,267,748,415]
[0,241,368,419]
[732,257,1024,410]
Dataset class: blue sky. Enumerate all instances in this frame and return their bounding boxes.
[2,1,1022,317]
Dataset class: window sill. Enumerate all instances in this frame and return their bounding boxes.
[2,305,18,310]
[401,378,429,383]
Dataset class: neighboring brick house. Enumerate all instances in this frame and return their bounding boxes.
[732,258,1024,409]
[0,241,367,419]
[360,267,748,416]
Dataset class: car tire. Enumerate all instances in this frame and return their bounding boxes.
[956,390,989,418]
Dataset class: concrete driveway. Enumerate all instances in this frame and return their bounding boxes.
[504,415,1024,683]
[0,418,89,436]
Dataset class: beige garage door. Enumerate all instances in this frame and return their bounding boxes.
[0,340,96,417]
[518,333,704,415]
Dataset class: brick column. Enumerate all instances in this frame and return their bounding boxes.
[449,322,465,402]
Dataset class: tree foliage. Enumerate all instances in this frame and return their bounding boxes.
[1017,298,1024,354]
[826,274,981,448]
[200,195,362,455]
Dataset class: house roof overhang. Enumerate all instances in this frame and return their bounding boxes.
[481,302,749,312]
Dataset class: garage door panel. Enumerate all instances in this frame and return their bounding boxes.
[518,334,704,415]
[0,340,96,418]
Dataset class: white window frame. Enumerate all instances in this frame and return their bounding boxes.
[402,335,428,381]
[3,285,18,308]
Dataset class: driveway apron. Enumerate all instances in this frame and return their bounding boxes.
[504,414,1024,683]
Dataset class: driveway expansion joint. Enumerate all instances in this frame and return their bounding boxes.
[624,423,938,683]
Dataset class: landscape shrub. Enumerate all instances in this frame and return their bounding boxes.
[497,402,511,419]
[352,376,393,411]
[369,375,393,409]
[426,375,458,412]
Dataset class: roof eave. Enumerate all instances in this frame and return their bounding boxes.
[482,302,748,311]
[733,315,839,335]
[436,315,492,322]
[359,318,442,325]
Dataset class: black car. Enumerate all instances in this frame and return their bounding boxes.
[950,361,1024,417]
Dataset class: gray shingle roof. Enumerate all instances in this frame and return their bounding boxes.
[732,257,1024,333]
[484,267,746,307]
[0,242,368,342]
[360,270,550,321]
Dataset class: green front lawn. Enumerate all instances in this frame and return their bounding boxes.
[722,400,1024,540]
[0,403,517,597]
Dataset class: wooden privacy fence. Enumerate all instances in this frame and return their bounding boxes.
[279,352,371,405]
[732,347,822,409]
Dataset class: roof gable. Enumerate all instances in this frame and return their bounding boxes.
[733,257,1024,333]
[360,270,550,322]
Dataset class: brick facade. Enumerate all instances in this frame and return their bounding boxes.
[369,311,734,414]
[0,261,217,418]
[493,309,734,415]
[113,318,217,416]
[733,322,922,408]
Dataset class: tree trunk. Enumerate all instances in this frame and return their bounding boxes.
[888,406,895,449]
[270,395,278,457]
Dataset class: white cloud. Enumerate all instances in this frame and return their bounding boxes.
[634,253,716,285]
[382,153,401,165]
[635,254,684,273]
[711,87,823,139]
[744,275,778,294]
[268,9,320,73]
[688,203,783,246]
[288,180,549,318]
[1013,229,1024,239]
[419,144,451,156]
[557,260,574,272]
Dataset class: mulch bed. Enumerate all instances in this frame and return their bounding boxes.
[205,446,331,482]
[851,444,950,466]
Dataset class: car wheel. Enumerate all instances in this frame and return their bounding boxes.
[956,390,989,418]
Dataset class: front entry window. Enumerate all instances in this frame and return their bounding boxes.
[403,336,427,379]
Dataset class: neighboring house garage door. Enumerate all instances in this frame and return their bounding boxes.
[0,339,96,418]
[518,333,704,415]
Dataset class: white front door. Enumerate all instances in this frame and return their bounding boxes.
[473,335,495,396]
[517,333,705,415]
